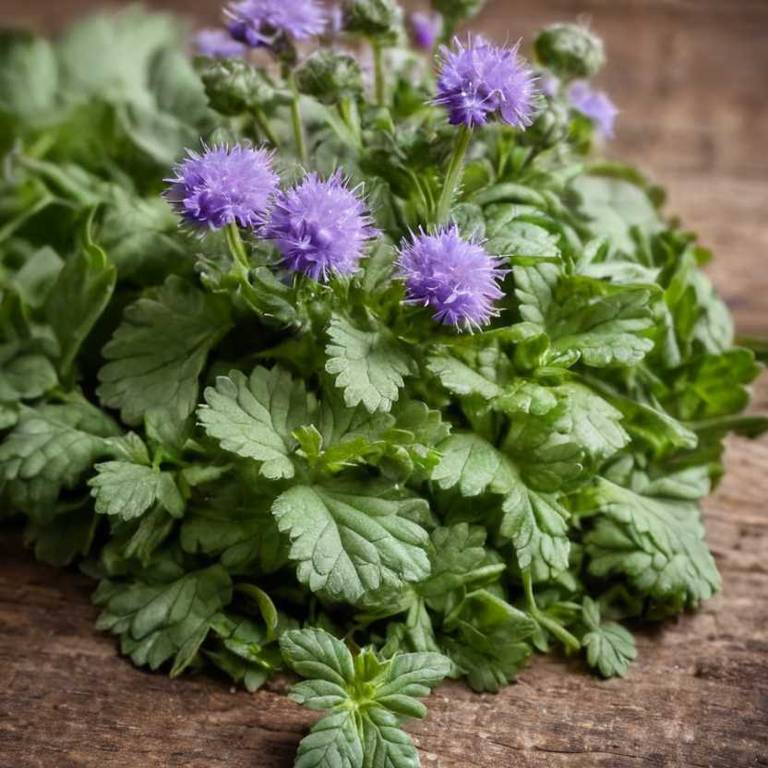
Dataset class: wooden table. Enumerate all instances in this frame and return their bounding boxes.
[1,1,767,766]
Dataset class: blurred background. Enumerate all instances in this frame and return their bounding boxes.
[1,0,766,333]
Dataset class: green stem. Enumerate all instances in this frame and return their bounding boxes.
[372,40,385,106]
[522,570,581,653]
[253,107,278,147]
[288,72,308,164]
[225,222,249,272]
[435,124,472,224]
[337,97,362,147]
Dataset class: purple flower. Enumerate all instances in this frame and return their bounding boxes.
[226,0,326,48]
[194,27,247,58]
[396,227,505,329]
[165,145,278,231]
[410,11,442,51]
[266,172,378,281]
[435,37,539,129]
[567,81,618,138]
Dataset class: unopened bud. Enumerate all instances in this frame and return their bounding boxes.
[200,58,283,115]
[430,0,486,25]
[534,23,605,80]
[343,0,402,41]
[295,50,363,105]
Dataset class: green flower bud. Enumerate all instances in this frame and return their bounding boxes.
[431,0,486,25]
[522,100,570,149]
[199,58,283,116]
[343,0,402,41]
[295,50,363,105]
[534,24,605,80]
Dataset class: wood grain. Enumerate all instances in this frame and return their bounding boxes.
[0,1,767,766]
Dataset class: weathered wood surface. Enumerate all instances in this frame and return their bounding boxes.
[1,1,767,766]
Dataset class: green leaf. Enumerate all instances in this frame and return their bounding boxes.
[0,353,58,402]
[180,486,284,573]
[198,366,313,480]
[547,279,656,368]
[12,246,63,309]
[98,276,231,433]
[546,382,629,466]
[294,710,364,768]
[371,651,452,719]
[272,483,431,603]
[361,707,420,768]
[486,216,562,265]
[500,484,570,578]
[24,500,97,566]
[281,628,450,768]
[94,562,232,676]
[514,268,657,368]
[431,433,510,497]
[443,590,536,692]
[570,174,662,255]
[89,461,184,520]
[45,238,116,377]
[427,354,502,400]
[0,31,58,123]
[432,434,572,578]
[669,348,761,421]
[56,7,182,107]
[103,506,176,568]
[326,314,411,413]
[97,189,186,283]
[207,612,282,691]
[281,627,354,695]
[419,524,502,604]
[581,597,637,678]
[583,478,721,610]
[0,400,119,513]
[587,382,698,458]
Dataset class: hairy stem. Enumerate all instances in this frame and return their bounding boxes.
[253,107,279,147]
[435,124,472,225]
[337,97,362,147]
[225,222,249,272]
[288,72,308,164]
[372,40,386,106]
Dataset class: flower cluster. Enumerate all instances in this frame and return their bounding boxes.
[173,21,613,327]
[226,0,327,48]
[166,147,377,282]
[266,172,378,281]
[164,145,278,230]
[396,227,505,328]
[435,37,539,128]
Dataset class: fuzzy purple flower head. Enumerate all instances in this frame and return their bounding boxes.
[396,226,506,329]
[226,0,326,48]
[195,27,247,58]
[165,144,278,231]
[266,172,378,282]
[410,11,442,51]
[568,81,618,138]
[435,37,539,129]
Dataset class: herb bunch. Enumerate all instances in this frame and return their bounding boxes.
[1,3,764,766]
